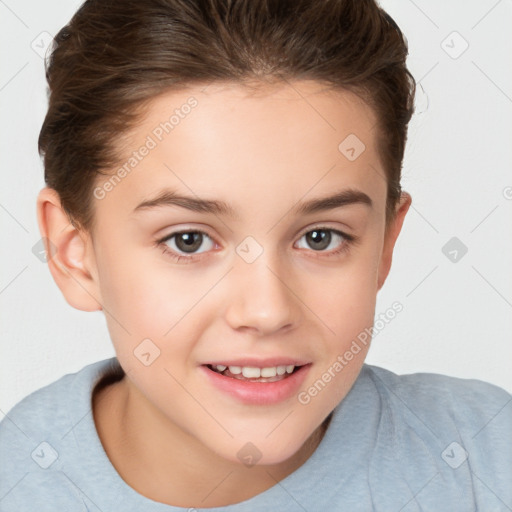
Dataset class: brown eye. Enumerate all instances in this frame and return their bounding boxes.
[296,228,349,252]
[304,229,332,251]
[174,232,204,253]
[159,230,215,256]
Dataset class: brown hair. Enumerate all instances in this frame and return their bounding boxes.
[38,0,416,234]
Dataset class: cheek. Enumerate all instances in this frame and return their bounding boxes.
[318,282,377,361]
[93,247,177,353]
[305,250,379,340]
[95,248,215,363]
[297,265,378,413]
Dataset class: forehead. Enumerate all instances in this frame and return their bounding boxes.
[93,80,385,224]
[135,80,378,151]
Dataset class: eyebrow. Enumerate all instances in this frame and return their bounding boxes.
[132,187,372,219]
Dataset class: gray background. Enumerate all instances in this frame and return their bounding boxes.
[1,0,511,414]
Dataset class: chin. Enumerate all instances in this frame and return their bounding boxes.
[212,434,310,468]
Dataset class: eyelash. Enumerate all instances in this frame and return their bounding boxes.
[155,225,357,264]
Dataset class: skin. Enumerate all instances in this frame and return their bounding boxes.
[36,80,411,507]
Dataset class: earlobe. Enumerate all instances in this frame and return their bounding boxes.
[36,187,103,312]
[377,192,412,291]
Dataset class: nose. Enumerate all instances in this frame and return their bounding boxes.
[224,251,300,336]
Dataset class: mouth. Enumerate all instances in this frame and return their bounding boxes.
[200,362,312,405]
[204,363,303,383]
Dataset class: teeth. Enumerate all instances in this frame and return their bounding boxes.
[242,367,261,378]
[260,367,277,378]
[213,365,298,378]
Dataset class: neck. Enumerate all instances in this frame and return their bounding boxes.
[93,375,329,508]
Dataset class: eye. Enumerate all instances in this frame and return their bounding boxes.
[157,229,216,263]
[156,225,356,264]
[295,226,355,257]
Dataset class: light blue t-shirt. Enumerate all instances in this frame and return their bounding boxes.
[1,358,511,511]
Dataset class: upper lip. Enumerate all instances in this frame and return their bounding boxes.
[202,357,311,368]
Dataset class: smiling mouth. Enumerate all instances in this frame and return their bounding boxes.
[205,364,303,382]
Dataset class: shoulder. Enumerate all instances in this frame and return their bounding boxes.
[364,363,512,431]
[361,364,512,505]
[0,358,121,510]
[0,358,121,440]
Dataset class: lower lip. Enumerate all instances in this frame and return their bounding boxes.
[200,364,312,405]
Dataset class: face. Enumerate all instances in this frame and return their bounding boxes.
[77,81,406,465]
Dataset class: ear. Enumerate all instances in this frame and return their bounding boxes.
[377,191,412,291]
[36,187,103,311]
